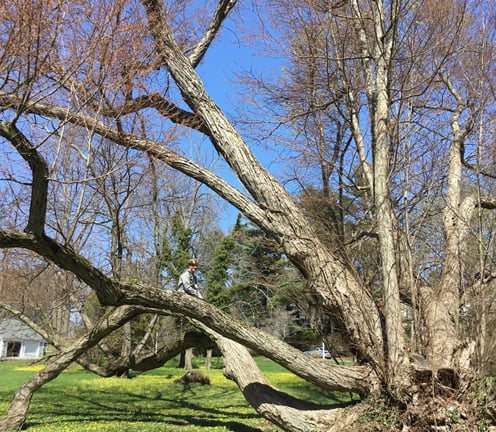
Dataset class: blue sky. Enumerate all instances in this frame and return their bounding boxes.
[194,22,282,230]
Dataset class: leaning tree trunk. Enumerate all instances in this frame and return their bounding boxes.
[0,306,215,432]
[142,0,386,375]
[196,322,370,432]
[0,306,140,432]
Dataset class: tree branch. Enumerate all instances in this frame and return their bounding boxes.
[0,227,376,395]
[0,121,48,235]
[187,0,238,68]
[123,283,377,396]
[98,93,209,134]
[0,230,120,305]
[0,305,143,431]
[0,91,269,231]
[202,326,357,432]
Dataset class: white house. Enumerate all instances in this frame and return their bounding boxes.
[0,318,47,359]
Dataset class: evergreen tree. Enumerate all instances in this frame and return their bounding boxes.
[205,233,235,309]
[161,211,194,285]
[228,218,288,326]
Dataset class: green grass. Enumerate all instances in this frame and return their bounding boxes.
[0,357,349,431]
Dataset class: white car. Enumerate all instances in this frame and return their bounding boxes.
[304,346,332,359]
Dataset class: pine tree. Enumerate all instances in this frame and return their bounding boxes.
[160,211,194,285]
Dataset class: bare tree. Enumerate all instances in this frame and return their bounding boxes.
[0,0,495,430]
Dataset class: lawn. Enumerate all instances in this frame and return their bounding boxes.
[0,357,349,431]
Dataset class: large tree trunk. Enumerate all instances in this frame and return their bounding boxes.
[422,107,470,369]
[366,0,409,395]
[142,0,386,373]
[197,322,366,432]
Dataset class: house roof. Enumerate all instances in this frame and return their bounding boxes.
[0,318,45,342]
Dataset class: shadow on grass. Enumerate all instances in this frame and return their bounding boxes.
[243,382,357,411]
[14,361,353,431]
[23,382,355,431]
[23,415,266,431]
[24,385,269,431]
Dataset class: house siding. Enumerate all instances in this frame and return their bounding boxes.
[0,319,47,359]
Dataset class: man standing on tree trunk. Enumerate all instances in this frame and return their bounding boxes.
[177,258,203,299]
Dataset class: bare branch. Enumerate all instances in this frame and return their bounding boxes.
[0,121,48,235]
[188,0,238,68]
[0,230,118,305]
[0,91,268,230]
[99,93,209,134]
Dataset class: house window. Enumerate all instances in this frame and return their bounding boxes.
[6,341,21,358]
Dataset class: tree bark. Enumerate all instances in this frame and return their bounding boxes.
[184,347,194,370]
[141,0,385,372]
[422,78,476,370]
